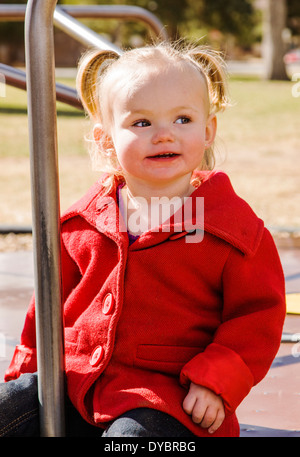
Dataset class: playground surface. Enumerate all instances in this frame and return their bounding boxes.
[0,240,299,437]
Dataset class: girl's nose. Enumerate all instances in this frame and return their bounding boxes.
[152,126,175,144]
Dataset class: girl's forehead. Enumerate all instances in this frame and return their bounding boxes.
[112,61,208,106]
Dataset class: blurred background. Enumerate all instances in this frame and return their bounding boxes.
[1,0,300,74]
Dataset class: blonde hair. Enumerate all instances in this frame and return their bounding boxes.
[76,41,230,192]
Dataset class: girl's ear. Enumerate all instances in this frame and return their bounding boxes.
[93,123,114,151]
[205,114,217,149]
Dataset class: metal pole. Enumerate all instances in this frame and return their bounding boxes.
[56,5,169,41]
[0,4,168,41]
[53,7,122,54]
[0,63,82,110]
[25,0,65,437]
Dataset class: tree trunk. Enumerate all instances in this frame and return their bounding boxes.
[263,0,289,80]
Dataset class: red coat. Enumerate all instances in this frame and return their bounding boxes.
[5,171,286,437]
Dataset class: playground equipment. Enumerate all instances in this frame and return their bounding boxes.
[0,3,168,110]
[0,2,166,437]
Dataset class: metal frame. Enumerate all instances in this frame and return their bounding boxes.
[0,4,168,112]
[0,4,168,41]
[54,6,122,53]
[25,0,64,436]
[0,63,82,109]
[0,4,168,110]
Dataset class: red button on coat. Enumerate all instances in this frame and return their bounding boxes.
[102,293,114,315]
[90,346,104,367]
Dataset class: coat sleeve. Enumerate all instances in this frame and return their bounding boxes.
[180,228,286,414]
[4,237,82,382]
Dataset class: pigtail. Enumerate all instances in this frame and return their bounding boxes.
[187,47,230,114]
[76,49,120,121]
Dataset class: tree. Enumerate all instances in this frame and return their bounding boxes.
[0,0,27,45]
[60,0,258,48]
[192,0,257,47]
[287,0,300,43]
[263,0,289,80]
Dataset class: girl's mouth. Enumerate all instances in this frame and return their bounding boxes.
[146,152,180,160]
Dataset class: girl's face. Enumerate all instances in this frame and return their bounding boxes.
[104,62,216,196]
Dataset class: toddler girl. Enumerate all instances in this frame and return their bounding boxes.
[1,42,285,437]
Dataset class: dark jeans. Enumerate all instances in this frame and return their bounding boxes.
[0,373,195,437]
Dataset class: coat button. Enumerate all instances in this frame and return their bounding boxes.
[102,293,114,315]
[90,345,104,367]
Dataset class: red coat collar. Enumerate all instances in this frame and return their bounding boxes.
[61,171,264,257]
[191,170,264,256]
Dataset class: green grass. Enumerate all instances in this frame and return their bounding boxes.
[0,75,298,159]
[0,78,86,158]
[218,76,299,156]
[0,75,299,227]
[0,78,95,223]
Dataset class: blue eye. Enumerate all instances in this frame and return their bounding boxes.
[133,120,151,127]
[175,116,191,124]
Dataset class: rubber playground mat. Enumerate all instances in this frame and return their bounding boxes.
[0,246,299,437]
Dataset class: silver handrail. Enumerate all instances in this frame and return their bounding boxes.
[0,4,168,41]
[25,0,64,437]
[54,6,122,54]
[0,63,82,109]
[1,4,169,108]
